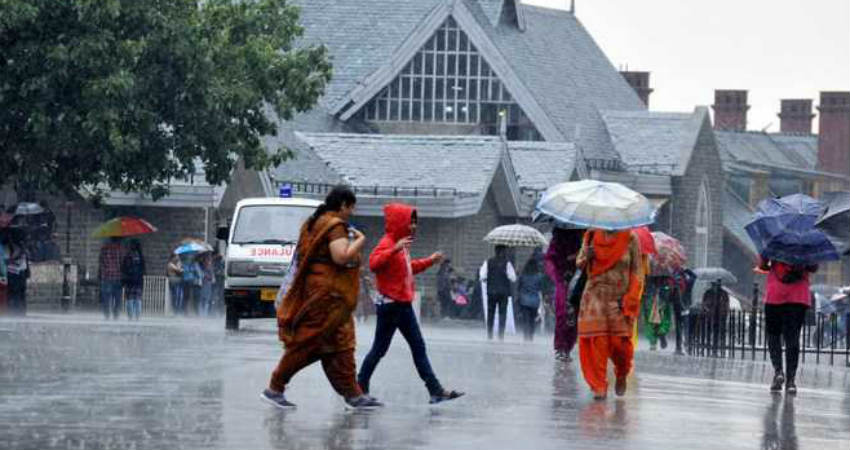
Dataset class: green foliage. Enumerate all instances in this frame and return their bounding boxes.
[0,0,331,199]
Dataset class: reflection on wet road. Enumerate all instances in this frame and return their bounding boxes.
[1,315,848,450]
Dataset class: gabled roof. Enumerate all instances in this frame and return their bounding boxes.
[292,0,644,160]
[715,130,819,173]
[600,108,708,176]
[508,141,582,191]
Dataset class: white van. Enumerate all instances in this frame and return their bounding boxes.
[217,197,320,330]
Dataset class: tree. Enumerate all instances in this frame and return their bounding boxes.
[0,0,331,199]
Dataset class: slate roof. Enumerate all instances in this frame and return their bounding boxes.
[715,131,819,173]
[291,132,504,196]
[289,0,644,161]
[507,142,580,191]
[724,189,757,256]
[599,109,705,176]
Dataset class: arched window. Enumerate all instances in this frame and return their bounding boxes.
[695,180,711,268]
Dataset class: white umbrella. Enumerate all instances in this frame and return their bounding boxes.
[483,224,548,248]
[533,180,656,230]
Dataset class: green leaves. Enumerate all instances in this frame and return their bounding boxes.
[0,0,331,199]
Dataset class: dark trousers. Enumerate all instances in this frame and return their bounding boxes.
[358,302,443,396]
[487,293,508,340]
[7,274,27,316]
[766,303,807,379]
[519,304,537,341]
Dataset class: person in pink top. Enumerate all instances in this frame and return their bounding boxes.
[759,258,818,395]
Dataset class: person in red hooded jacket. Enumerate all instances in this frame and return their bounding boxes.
[357,203,464,404]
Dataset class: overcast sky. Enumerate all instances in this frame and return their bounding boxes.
[525,0,850,133]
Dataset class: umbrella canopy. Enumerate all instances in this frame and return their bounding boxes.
[746,194,839,265]
[10,202,45,216]
[483,224,548,248]
[91,217,158,238]
[174,240,213,255]
[650,232,687,275]
[533,180,656,231]
[693,267,737,285]
[633,226,657,255]
[816,191,850,255]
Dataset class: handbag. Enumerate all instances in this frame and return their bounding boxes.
[274,247,299,311]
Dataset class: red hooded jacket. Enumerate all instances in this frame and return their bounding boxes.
[370,203,436,302]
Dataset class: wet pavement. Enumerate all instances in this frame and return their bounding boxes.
[1,314,848,450]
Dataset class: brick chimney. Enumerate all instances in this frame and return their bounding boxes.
[620,71,652,107]
[712,89,749,131]
[778,99,815,134]
[817,91,850,177]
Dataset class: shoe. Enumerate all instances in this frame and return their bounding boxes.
[344,394,384,410]
[659,335,668,349]
[593,391,607,401]
[555,351,572,362]
[770,371,785,392]
[261,389,296,410]
[615,377,627,397]
[429,390,465,404]
[785,379,797,395]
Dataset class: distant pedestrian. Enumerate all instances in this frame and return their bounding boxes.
[213,254,225,316]
[121,239,145,320]
[544,228,583,360]
[180,254,202,315]
[518,255,545,341]
[759,258,817,394]
[99,237,123,319]
[263,185,380,410]
[642,276,673,351]
[480,245,517,340]
[702,279,730,356]
[437,258,455,319]
[576,229,644,400]
[358,203,464,404]
[166,254,184,315]
[199,252,215,317]
[356,271,375,323]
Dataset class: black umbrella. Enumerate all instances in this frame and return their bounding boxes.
[816,191,850,255]
[10,202,45,216]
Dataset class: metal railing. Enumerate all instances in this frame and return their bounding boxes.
[140,276,171,316]
[278,181,469,198]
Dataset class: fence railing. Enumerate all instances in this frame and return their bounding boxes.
[685,309,850,367]
[140,276,171,316]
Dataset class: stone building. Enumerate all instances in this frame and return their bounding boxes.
[221,0,727,301]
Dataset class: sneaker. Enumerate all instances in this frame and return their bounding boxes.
[344,394,384,410]
[261,389,296,410]
[615,377,627,397]
[785,379,797,395]
[770,371,785,392]
[659,335,668,350]
[429,390,465,405]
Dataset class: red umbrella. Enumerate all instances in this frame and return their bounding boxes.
[633,226,657,255]
[651,232,687,275]
[91,217,158,238]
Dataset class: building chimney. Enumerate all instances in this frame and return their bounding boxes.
[620,71,652,107]
[817,91,850,177]
[778,99,815,134]
[712,89,749,131]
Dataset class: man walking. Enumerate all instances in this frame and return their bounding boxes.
[357,203,464,404]
[99,237,123,319]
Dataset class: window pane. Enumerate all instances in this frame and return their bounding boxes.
[424,101,433,121]
[401,101,410,120]
[435,78,444,99]
[448,28,457,50]
[447,54,456,76]
[469,79,478,99]
[469,102,478,123]
[390,79,399,98]
[447,78,457,101]
[436,29,446,50]
[425,53,434,75]
[445,102,455,121]
[389,100,399,120]
[435,101,444,121]
[458,54,467,76]
[425,36,435,51]
[470,55,479,75]
[458,102,469,123]
[502,85,512,102]
[402,77,411,98]
[412,78,422,99]
[402,62,412,75]
[378,99,387,120]
[412,101,422,121]
[480,79,489,100]
[436,54,445,76]
[491,79,500,100]
[459,32,468,52]
[456,78,467,99]
[424,78,433,100]
[413,53,423,73]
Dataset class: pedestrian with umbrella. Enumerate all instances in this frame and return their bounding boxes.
[174,240,209,316]
[480,224,546,340]
[92,217,157,320]
[121,239,146,320]
[536,180,653,399]
[746,194,839,394]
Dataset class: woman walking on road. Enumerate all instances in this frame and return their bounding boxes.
[544,228,583,361]
[518,255,545,341]
[576,229,644,400]
[262,186,380,410]
[760,259,817,394]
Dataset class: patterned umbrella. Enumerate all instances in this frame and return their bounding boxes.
[91,217,158,238]
[650,232,687,275]
[483,224,548,248]
[534,180,656,231]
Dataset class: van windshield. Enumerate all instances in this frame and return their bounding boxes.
[231,205,315,245]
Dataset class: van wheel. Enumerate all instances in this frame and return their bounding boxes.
[225,306,239,330]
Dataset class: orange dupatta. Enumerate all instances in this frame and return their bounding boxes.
[586,230,631,276]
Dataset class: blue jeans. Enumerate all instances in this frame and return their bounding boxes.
[358,302,443,396]
[169,279,184,314]
[200,282,212,317]
[100,281,122,319]
[126,297,141,320]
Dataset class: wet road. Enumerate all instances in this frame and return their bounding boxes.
[1,314,848,450]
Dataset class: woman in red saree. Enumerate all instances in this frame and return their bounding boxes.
[262,186,381,410]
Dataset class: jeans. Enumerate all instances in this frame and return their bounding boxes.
[200,282,212,317]
[519,304,537,341]
[487,293,508,340]
[182,282,199,315]
[170,279,184,315]
[126,297,141,320]
[358,302,444,396]
[766,303,807,379]
[100,280,122,319]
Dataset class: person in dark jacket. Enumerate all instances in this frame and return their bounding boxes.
[518,255,545,341]
[480,245,517,340]
[121,239,145,320]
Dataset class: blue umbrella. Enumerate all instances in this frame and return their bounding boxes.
[174,241,213,255]
[745,194,840,265]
